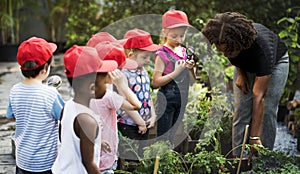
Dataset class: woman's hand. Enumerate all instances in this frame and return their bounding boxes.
[236,71,249,94]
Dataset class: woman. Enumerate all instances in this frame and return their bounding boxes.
[201,12,289,157]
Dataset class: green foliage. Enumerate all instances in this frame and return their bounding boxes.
[183,84,233,145]
[65,0,101,47]
[0,0,25,44]
[134,141,232,174]
[277,7,300,104]
[242,145,300,174]
[185,146,230,174]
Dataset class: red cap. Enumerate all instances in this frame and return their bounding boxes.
[86,32,117,47]
[162,9,190,29]
[63,45,118,78]
[95,41,138,70]
[17,37,57,70]
[123,28,161,51]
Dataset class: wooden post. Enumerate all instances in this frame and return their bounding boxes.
[237,125,249,174]
[153,156,160,174]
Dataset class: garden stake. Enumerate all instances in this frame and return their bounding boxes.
[153,156,160,174]
[237,124,249,174]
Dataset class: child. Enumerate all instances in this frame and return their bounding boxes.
[51,45,118,174]
[89,41,144,173]
[88,32,138,70]
[87,32,117,47]
[6,37,64,173]
[117,28,161,159]
[152,9,196,146]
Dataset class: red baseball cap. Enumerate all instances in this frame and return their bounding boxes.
[162,9,191,29]
[123,28,161,51]
[86,32,117,47]
[63,45,118,78]
[95,41,138,70]
[17,37,57,70]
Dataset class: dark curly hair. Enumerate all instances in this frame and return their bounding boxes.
[201,12,257,54]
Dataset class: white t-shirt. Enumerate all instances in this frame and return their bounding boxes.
[52,100,101,174]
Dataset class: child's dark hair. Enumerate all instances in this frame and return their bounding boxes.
[201,12,257,53]
[21,57,53,78]
[67,72,97,92]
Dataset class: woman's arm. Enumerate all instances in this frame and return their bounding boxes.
[250,75,271,145]
[236,67,249,94]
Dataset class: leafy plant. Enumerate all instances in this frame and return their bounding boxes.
[0,0,25,45]
[65,0,101,47]
[242,145,300,174]
[134,140,233,174]
[277,7,300,105]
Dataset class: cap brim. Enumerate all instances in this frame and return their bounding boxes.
[49,43,58,53]
[97,60,118,73]
[165,23,191,29]
[122,59,138,70]
[116,39,128,46]
[140,44,162,51]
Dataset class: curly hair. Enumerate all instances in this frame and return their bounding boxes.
[201,12,257,53]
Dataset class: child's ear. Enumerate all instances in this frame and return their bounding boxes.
[127,49,135,57]
[40,68,47,75]
[89,83,95,95]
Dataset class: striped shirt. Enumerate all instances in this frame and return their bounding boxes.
[6,82,64,172]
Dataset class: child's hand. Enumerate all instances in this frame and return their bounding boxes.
[174,60,186,73]
[101,140,112,153]
[185,59,195,69]
[109,69,128,88]
[138,123,147,134]
[146,116,156,129]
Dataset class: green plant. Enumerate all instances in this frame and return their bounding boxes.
[134,140,233,174]
[0,0,25,45]
[65,0,101,47]
[277,7,300,105]
[185,145,231,174]
[183,84,233,143]
[242,145,300,174]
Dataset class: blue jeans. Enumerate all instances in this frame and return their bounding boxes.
[232,52,289,156]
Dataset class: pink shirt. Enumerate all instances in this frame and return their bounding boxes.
[154,46,187,75]
[89,90,124,171]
